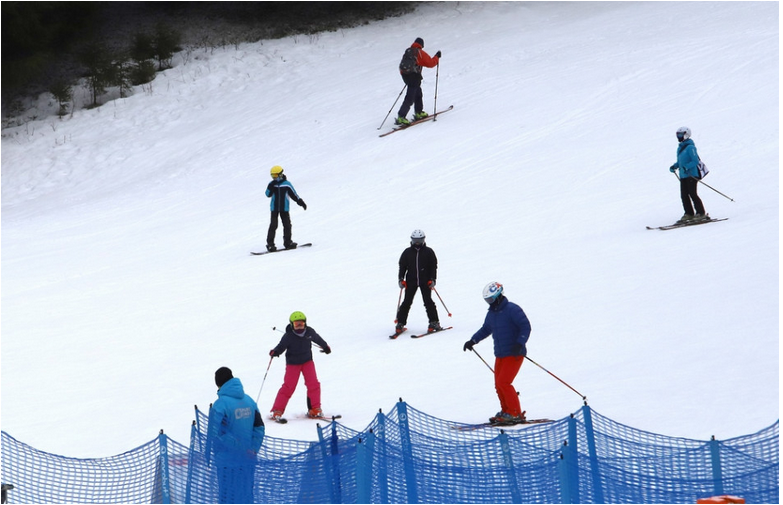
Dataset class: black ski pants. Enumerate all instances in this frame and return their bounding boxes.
[267,211,292,247]
[396,283,439,326]
[679,177,705,216]
[398,72,424,119]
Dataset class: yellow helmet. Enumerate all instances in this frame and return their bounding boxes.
[270,165,284,178]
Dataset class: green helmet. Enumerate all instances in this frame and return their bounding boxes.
[289,311,307,323]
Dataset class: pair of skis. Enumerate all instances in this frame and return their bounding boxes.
[269,413,342,424]
[389,326,453,339]
[450,417,555,431]
[646,217,727,231]
[379,105,454,137]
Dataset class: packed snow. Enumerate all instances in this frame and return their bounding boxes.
[1,2,778,458]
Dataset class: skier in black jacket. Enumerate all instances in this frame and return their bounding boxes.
[394,229,441,334]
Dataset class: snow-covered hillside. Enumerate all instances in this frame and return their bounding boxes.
[1,2,778,458]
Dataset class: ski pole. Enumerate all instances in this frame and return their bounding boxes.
[525,355,587,402]
[672,172,735,202]
[433,62,440,120]
[394,286,403,323]
[471,348,494,373]
[698,179,735,202]
[431,285,452,317]
[378,84,407,130]
[255,356,274,404]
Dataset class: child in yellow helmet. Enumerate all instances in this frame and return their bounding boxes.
[269,311,331,421]
[265,166,307,251]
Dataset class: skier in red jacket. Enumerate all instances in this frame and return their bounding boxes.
[395,37,441,126]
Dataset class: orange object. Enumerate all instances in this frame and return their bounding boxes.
[696,495,745,504]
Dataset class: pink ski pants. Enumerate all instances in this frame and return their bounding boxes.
[271,361,321,414]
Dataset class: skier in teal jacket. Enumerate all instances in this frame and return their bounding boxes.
[669,127,707,223]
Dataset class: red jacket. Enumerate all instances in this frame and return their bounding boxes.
[412,42,439,69]
[400,42,440,74]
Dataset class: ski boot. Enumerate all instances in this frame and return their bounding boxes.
[675,213,695,224]
[266,244,277,252]
[270,410,284,422]
[307,407,323,419]
[413,111,429,121]
[428,321,443,332]
[284,242,297,250]
[395,116,411,126]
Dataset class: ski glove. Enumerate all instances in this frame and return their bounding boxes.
[269,349,281,357]
[399,279,407,289]
[428,279,436,288]
[670,166,677,173]
[511,343,523,356]
[463,340,475,352]
[297,199,307,210]
[321,346,332,355]
[435,50,442,58]
[267,180,279,192]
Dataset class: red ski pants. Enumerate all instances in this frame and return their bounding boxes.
[494,355,525,417]
[271,361,320,414]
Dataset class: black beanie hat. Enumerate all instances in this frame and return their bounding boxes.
[215,367,233,388]
[414,37,424,47]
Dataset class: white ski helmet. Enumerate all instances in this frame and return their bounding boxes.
[676,127,691,141]
[483,282,504,304]
[410,229,426,245]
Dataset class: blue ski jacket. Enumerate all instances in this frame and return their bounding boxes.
[206,377,265,466]
[266,177,303,212]
[670,138,700,179]
[469,297,531,358]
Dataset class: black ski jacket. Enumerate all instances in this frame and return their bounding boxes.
[398,245,438,287]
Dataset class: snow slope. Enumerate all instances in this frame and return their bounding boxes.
[1,2,778,458]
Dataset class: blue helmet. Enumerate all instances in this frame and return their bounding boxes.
[482,282,504,304]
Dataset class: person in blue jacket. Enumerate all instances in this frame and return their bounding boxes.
[669,127,707,223]
[265,165,307,252]
[463,282,531,425]
[206,367,265,504]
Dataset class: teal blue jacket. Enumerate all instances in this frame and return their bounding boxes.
[206,378,265,466]
[670,139,700,179]
[266,176,302,212]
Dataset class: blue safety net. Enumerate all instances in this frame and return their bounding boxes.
[1,402,778,503]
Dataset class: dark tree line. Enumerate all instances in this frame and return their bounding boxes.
[2,2,414,112]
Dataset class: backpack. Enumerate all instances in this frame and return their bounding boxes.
[697,157,709,179]
[399,47,420,74]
